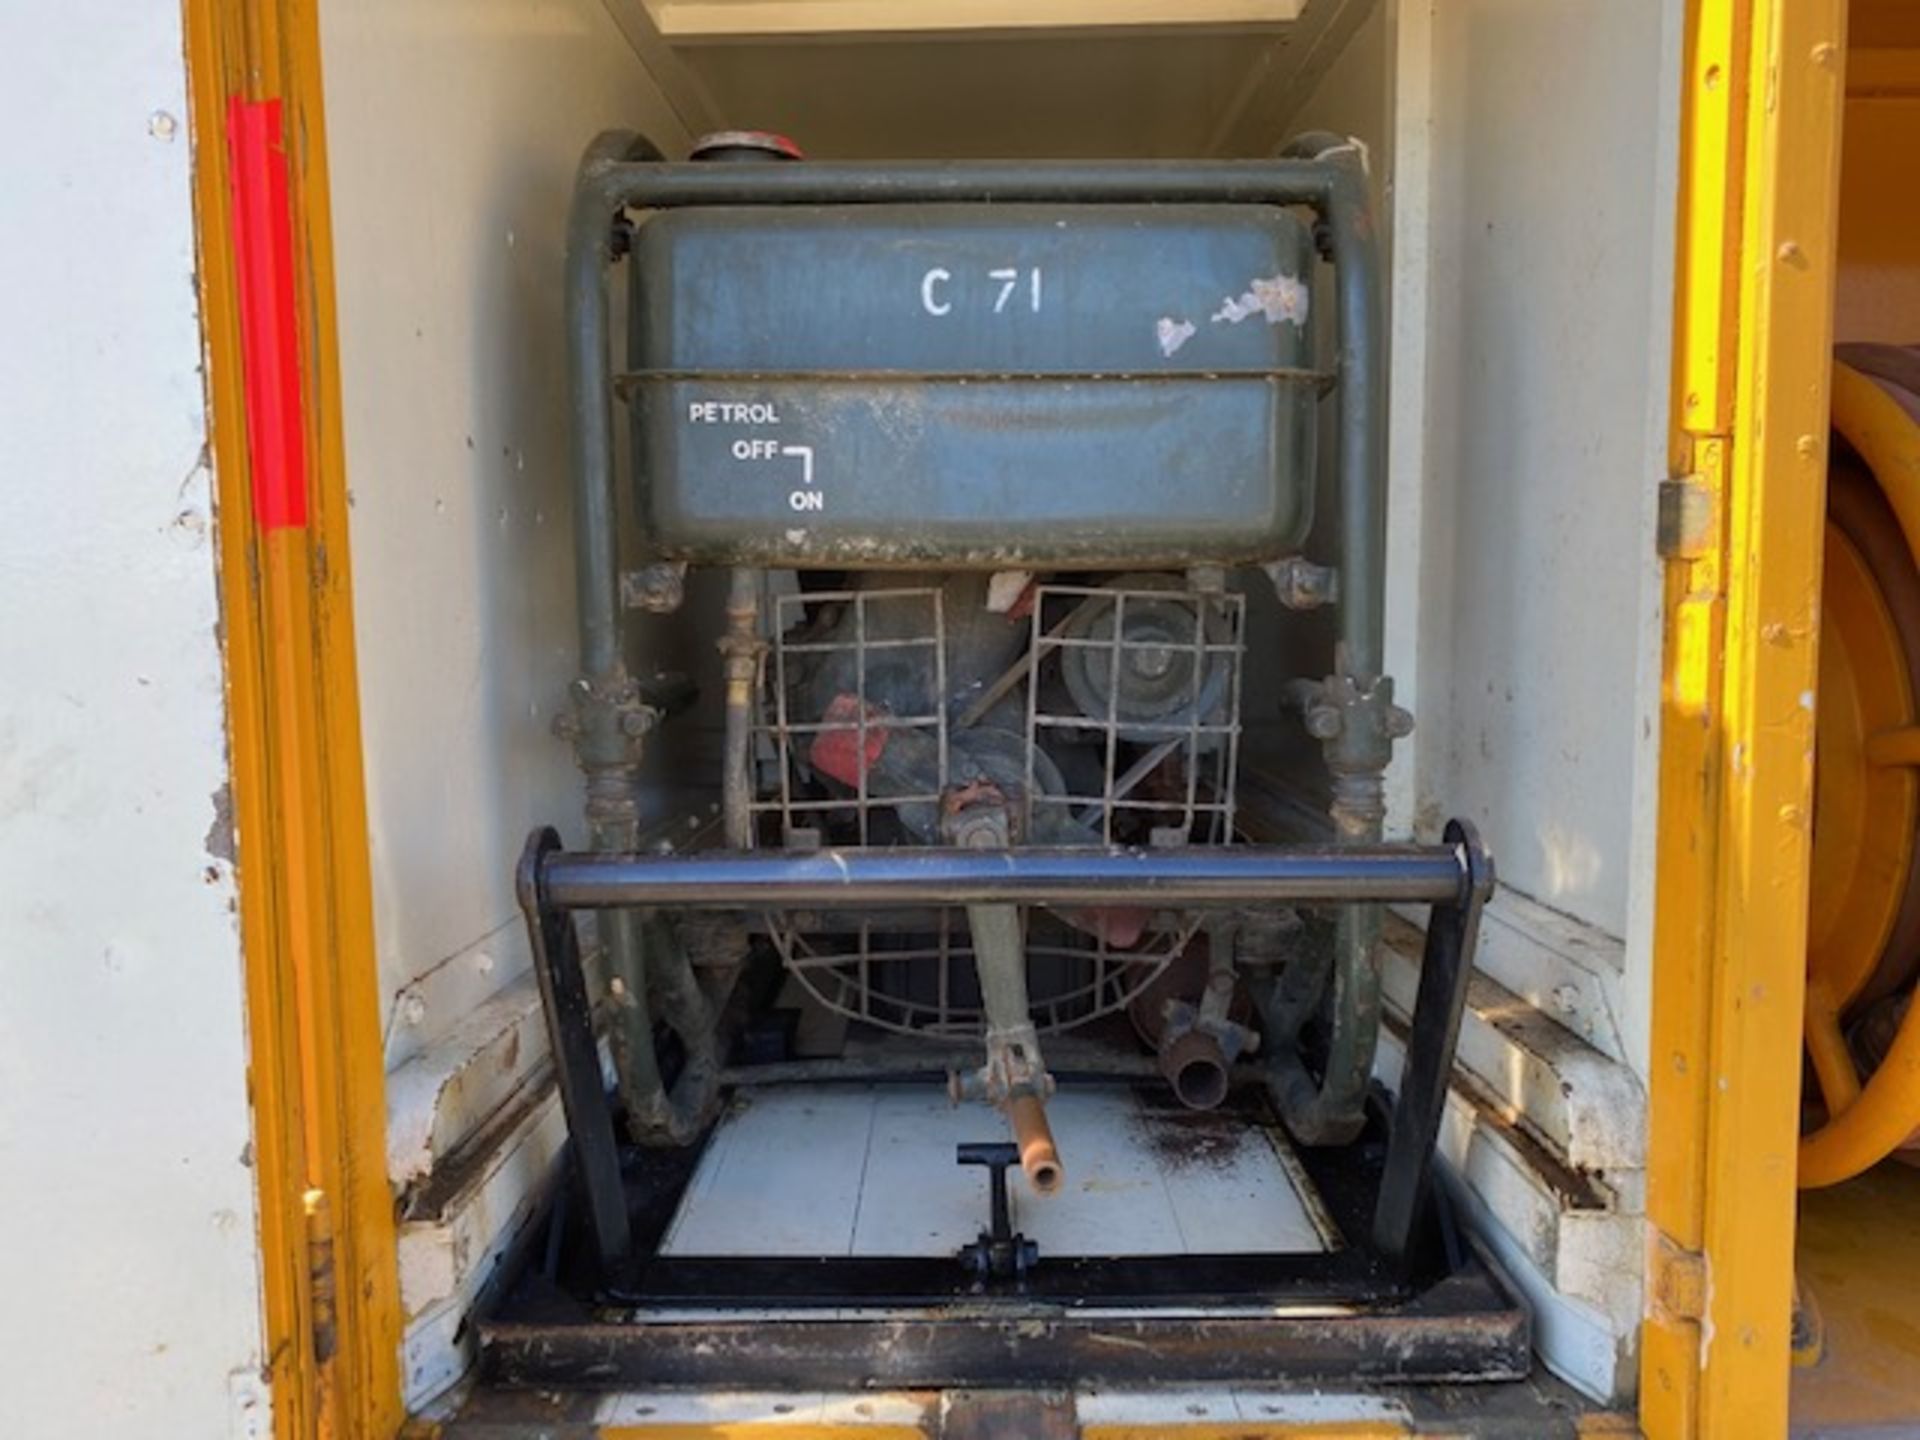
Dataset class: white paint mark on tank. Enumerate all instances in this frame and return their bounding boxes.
[1211,273,1310,327]
[1155,317,1197,357]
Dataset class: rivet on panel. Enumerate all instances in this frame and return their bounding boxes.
[1703,64,1722,91]
[148,110,177,141]
[1777,240,1808,269]
[1811,42,1839,71]
[1796,434,1818,460]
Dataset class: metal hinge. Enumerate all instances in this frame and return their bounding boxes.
[303,1187,339,1364]
[1658,476,1715,560]
[1648,1227,1709,1323]
[1658,436,1726,561]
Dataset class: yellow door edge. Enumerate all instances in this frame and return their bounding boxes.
[1642,1,1847,1437]
[184,0,404,1435]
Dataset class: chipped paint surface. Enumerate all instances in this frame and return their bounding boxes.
[1212,273,1309,327]
[1156,315,1198,356]
[0,3,267,1432]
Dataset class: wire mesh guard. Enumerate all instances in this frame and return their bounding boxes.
[753,579,1245,1037]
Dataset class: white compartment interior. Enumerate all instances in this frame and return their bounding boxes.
[662,1084,1331,1258]
[316,0,1677,1408]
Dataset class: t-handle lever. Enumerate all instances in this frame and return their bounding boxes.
[956,1141,1038,1281]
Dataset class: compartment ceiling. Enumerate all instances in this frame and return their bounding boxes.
[607,0,1369,158]
[643,1,1308,38]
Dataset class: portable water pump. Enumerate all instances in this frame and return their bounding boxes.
[505,130,1518,1390]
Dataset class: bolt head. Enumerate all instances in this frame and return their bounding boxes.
[1305,707,1342,740]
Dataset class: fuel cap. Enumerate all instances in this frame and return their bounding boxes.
[689,130,804,162]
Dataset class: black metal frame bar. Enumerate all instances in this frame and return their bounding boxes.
[541,843,1466,910]
[516,819,1494,1296]
[483,1272,1530,1390]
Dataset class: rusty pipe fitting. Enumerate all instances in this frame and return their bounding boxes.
[1129,936,1254,1112]
[1158,1027,1233,1112]
[719,567,765,850]
[1008,1091,1063,1195]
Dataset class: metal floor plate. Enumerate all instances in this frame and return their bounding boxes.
[659,1082,1333,1259]
[446,1376,1615,1438]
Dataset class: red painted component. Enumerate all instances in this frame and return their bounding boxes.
[226,97,309,532]
[1061,906,1152,949]
[810,693,889,788]
[690,130,806,161]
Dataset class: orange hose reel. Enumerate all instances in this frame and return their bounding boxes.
[1801,352,1920,1188]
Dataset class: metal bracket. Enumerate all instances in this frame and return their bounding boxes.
[1648,1228,1710,1324]
[622,561,688,613]
[1265,555,1341,610]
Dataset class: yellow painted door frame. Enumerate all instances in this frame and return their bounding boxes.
[173,0,1852,1435]
[183,0,404,1436]
[1642,1,1847,1436]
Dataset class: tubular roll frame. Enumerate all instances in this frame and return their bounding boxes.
[564,139,1396,1144]
[539,842,1468,912]
[516,820,1494,1288]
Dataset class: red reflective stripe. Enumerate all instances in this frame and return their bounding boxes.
[226,97,308,532]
